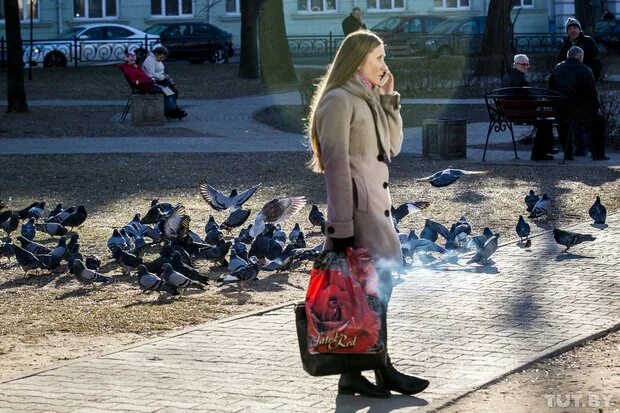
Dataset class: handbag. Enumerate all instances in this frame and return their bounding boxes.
[295,248,387,377]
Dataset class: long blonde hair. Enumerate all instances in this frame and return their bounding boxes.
[306,30,383,172]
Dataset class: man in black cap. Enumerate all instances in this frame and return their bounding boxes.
[558,17,603,81]
[342,7,367,36]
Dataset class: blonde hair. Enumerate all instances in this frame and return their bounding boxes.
[306,30,383,172]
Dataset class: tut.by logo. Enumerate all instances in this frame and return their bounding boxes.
[543,393,614,408]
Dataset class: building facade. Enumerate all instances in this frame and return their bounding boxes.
[1,0,618,42]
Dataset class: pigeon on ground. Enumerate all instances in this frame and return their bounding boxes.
[20,218,37,241]
[66,242,84,268]
[291,231,307,249]
[198,180,260,212]
[13,245,47,273]
[194,239,231,266]
[35,222,68,237]
[288,223,302,242]
[588,196,606,225]
[16,202,40,220]
[137,265,179,296]
[17,235,51,255]
[0,199,5,211]
[46,206,76,224]
[218,257,260,285]
[140,199,174,225]
[552,228,596,252]
[71,259,111,284]
[170,250,209,285]
[516,215,531,241]
[49,236,68,261]
[420,219,439,242]
[1,212,20,236]
[162,263,205,292]
[160,241,193,266]
[228,249,249,272]
[27,202,46,220]
[143,254,171,275]
[220,208,251,232]
[529,194,551,219]
[0,210,12,225]
[60,205,87,229]
[416,167,489,187]
[122,213,142,238]
[237,225,254,244]
[262,245,296,272]
[66,233,79,251]
[0,238,14,261]
[107,229,129,253]
[110,245,143,274]
[467,234,500,265]
[47,203,63,219]
[232,238,249,262]
[34,252,62,271]
[308,204,326,234]
[524,190,540,213]
[85,255,101,271]
[249,196,307,237]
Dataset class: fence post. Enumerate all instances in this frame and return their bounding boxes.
[328,31,333,61]
[145,34,148,50]
[73,36,78,67]
[0,37,5,69]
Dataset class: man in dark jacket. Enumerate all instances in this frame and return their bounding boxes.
[501,54,529,88]
[550,46,608,160]
[342,7,366,36]
[558,17,603,81]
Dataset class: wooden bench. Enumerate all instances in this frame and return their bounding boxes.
[483,87,565,161]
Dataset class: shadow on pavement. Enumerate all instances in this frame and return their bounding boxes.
[334,393,429,412]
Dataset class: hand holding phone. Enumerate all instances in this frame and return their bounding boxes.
[379,72,390,87]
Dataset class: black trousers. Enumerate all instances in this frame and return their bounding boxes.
[532,121,554,156]
[557,113,606,159]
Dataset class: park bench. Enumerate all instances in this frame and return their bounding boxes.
[483,87,565,161]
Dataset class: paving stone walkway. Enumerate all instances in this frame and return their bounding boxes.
[0,213,618,412]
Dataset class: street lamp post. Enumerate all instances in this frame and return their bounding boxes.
[29,0,33,80]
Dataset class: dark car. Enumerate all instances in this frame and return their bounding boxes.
[593,19,620,54]
[145,23,234,64]
[423,16,487,56]
[371,15,448,56]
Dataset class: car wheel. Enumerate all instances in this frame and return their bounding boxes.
[436,46,452,57]
[43,51,67,68]
[209,47,228,64]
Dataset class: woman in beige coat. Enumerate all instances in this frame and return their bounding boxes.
[307,30,429,398]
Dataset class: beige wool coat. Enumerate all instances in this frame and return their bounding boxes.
[316,76,403,269]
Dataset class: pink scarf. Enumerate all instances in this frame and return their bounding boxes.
[355,71,374,90]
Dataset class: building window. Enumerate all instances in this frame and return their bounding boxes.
[74,0,117,18]
[433,0,469,8]
[151,0,193,16]
[225,0,239,14]
[367,0,404,10]
[297,0,337,12]
[512,0,533,7]
[0,0,39,21]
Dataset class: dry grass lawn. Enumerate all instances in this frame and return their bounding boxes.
[0,153,619,380]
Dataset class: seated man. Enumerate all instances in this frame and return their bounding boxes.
[119,51,187,120]
[549,46,607,160]
[501,54,556,160]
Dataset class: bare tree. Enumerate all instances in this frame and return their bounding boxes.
[575,0,595,34]
[238,0,261,79]
[258,0,296,84]
[4,0,28,112]
[476,0,514,77]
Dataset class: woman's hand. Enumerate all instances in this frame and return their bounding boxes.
[378,72,394,95]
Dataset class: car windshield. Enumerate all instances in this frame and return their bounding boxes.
[371,17,402,31]
[56,27,85,39]
[430,20,463,33]
[144,24,168,35]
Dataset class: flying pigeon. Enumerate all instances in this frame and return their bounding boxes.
[588,196,606,225]
[140,199,174,225]
[71,259,111,284]
[137,265,179,296]
[552,228,596,252]
[20,217,37,241]
[198,180,260,212]
[529,194,551,219]
[467,234,500,265]
[160,204,191,242]
[308,204,326,234]
[218,257,260,285]
[162,263,206,292]
[220,208,251,232]
[249,196,306,237]
[391,201,431,226]
[417,167,489,187]
[524,190,540,213]
[516,215,531,241]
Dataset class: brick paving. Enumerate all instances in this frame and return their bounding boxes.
[0,213,618,412]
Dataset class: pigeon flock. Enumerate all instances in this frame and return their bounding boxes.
[0,169,608,297]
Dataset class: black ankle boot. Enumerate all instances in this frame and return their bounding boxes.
[338,371,391,398]
[375,356,429,395]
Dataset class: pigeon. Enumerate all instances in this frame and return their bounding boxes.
[420,219,439,242]
[249,196,306,237]
[85,255,101,271]
[107,229,129,252]
[46,206,76,224]
[119,228,133,249]
[308,204,326,234]
[35,222,68,237]
[111,245,143,274]
[16,202,40,220]
[292,243,324,262]
[162,263,205,292]
[59,205,87,229]
[170,250,209,285]
[143,254,171,275]
[237,225,254,244]
[20,217,37,241]
[17,235,52,255]
[141,199,174,225]
[288,223,302,242]
[219,257,260,285]
[404,238,446,256]
[27,201,46,220]
[516,215,531,241]
[0,238,14,261]
[160,241,193,266]
[423,219,469,250]
[34,252,62,271]
[49,236,68,260]
[228,249,249,272]
[417,167,489,187]
[524,190,540,213]
[122,213,142,238]
[47,203,63,219]
[160,204,190,242]
[136,265,179,296]
[291,231,307,249]
[0,199,5,211]
[529,194,551,219]
[1,212,20,236]
[391,201,431,226]
[0,209,12,225]
[588,196,606,225]
[198,181,260,212]
[552,228,596,252]
[232,238,249,260]
[194,239,231,266]
[66,242,84,268]
[66,233,79,251]
[220,208,251,232]
[70,259,111,284]
[467,234,500,265]
[262,245,296,272]
[13,245,47,273]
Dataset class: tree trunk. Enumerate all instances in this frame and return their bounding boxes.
[258,0,297,84]
[238,0,261,79]
[575,0,595,34]
[4,0,28,112]
[475,0,514,77]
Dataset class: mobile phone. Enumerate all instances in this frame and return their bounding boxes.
[379,72,390,87]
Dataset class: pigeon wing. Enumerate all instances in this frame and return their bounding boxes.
[164,205,191,240]
[198,180,231,211]
[232,184,261,210]
[260,196,306,224]
[416,169,445,182]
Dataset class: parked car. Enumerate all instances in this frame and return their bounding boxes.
[144,23,234,64]
[371,15,448,56]
[423,16,487,56]
[24,23,159,67]
[593,18,620,54]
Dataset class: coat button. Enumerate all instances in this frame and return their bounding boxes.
[377,154,384,162]
[383,182,388,189]
[327,226,335,234]
[384,210,390,217]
